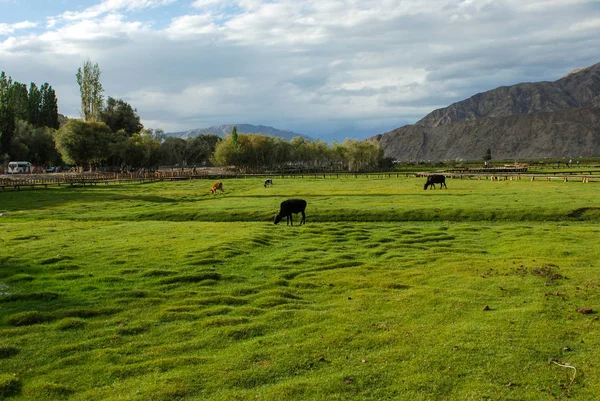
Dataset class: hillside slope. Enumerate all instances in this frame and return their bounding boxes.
[374,62,600,160]
[167,124,311,141]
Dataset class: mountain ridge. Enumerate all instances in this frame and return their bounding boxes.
[372,62,600,160]
[166,124,311,141]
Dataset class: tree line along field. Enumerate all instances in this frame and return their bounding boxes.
[0,176,599,400]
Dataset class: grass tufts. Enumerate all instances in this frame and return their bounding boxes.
[40,256,72,265]
[55,273,85,280]
[55,318,86,331]
[225,324,266,340]
[0,374,22,398]
[159,272,222,285]
[204,317,249,327]
[6,274,35,283]
[116,325,149,336]
[187,258,221,266]
[8,311,54,326]
[27,382,74,399]
[50,264,80,271]
[141,269,176,277]
[0,291,60,303]
[252,296,291,308]
[0,346,19,359]
[58,307,120,319]
[190,296,248,306]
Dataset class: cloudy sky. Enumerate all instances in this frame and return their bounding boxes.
[1,0,599,141]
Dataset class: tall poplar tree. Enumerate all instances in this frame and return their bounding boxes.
[27,83,42,125]
[76,60,104,122]
[0,72,16,156]
[40,83,59,129]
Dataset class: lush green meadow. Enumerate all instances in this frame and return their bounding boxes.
[1,176,599,400]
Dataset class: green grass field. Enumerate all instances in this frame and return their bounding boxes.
[1,176,599,400]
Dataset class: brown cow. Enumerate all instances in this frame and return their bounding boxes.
[210,181,224,194]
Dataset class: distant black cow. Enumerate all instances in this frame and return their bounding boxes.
[264,179,273,187]
[274,199,307,226]
[424,174,447,190]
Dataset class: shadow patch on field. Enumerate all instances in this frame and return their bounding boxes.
[0,291,60,303]
[0,346,20,359]
[249,235,274,246]
[51,264,81,271]
[55,318,86,331]
[281,261,364,279]
[204,317,249,327]
[231,287,261,296]
[141,269,177,277]
[567,207,600,220]
[11,235,40,241]
[118,290,161,298]
[40,256,73,265]
[398,234,456,244]
[119,269,139,275]
[8,311,54,326]
[187,258,221,267]
[224,323,267,340]
[6,274,35,283]
[58,307,121,319]
[27,382,74,399]
[96,276,126,283]
[159,272,222,285]
[182,296,248,306]
[55,273,86,280]
[116,325,149,336]
[0,374,22,398]
[379,282,411,290]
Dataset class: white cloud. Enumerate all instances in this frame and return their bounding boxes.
[164,14,220,39]
[1,0,599,140]
[0,21,37,35]
[55,0,177,23]
[570,17,600,32]
[192,0,227,7]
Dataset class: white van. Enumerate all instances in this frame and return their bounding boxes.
[7,161,33,174]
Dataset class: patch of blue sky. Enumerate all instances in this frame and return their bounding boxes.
[210,4,244,26]
[1,0,96,25]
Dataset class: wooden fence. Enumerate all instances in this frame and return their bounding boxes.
[2,170,599,192]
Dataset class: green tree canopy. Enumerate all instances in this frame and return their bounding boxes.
[100,97,143,135]
[40,83,59,129]
[184,134,220,166]
[55,119,113,169]
[213,132,386,173]
[0,72,15,155]
[76,60,104,122]
[118,129,162,169]
[9,120,61,166]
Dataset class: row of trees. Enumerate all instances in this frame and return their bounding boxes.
[2,61,390,173]
[0,72,59,162]
[53,121,389,173]
[55,120,221,170]
[213,129,390,172]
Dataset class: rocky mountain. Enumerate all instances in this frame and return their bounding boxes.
[373,62,600,160]
[167,124,311,141]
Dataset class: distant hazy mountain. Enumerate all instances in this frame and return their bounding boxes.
[370,61,600,160]
[166,124,312,141]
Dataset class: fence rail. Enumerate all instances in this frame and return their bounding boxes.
[2,170,600,192]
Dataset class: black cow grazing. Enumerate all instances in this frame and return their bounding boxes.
[264,179,273,187]
[274,199,307,226]
[424,174,447,190]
